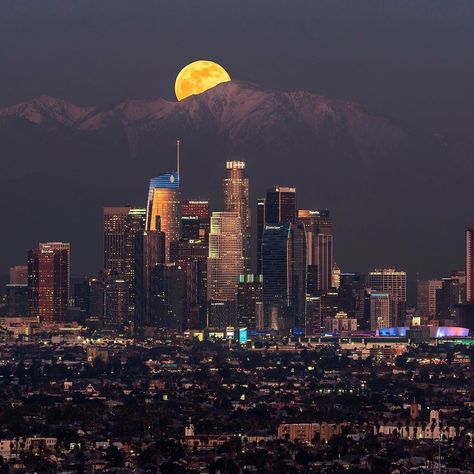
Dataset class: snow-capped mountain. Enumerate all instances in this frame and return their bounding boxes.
[0,81,405,163]
[0,81,462,276]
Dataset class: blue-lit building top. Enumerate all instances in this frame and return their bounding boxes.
[148,172,179,193]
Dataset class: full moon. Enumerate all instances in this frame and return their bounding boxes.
[175,60,231,101]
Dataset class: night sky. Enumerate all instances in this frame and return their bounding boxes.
[1,0,474,279]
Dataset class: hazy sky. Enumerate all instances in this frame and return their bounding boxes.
[1,0,474,134]
[1,0,474,281]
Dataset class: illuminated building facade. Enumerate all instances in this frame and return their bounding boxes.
[146,172,181,262]
[207,212,244,327]
[27,242,70,323]
[368,268,407,302]
[181,199,210,240]
[466,222,474,302]
[236,274,263,329]
[222,161,251,271]
[298,209,334,291]
[305,296,321,336]
[368,268,406,325]
[103,206,146,318]
[370,292,394,330]
[104,278,129,327]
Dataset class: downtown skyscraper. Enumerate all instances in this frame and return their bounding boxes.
[222,161,251,272]
[27,242,70,323]
[298,209,334,292]
[261,221,307,332]
[207,211,244,327]
[103,206,146,320]
[146,172,181,262]
[466,221,474,302]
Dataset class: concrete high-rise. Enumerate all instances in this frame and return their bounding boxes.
[207,212,244,327]
[170,238,208,330]
[150,263,186,331]
[261,221,307,332]
[417,279,442,317]
[368,268,407,302]
[370,293,392,330]
[368,268,406,326]
[256,198,266,275]
[436,277,460,320]
[27,242,70,323]
[466,222,474,302]
[103,206,146,318]
[298,209,334,292]
[146,172,181,262]
[237,274,263,329]
[222,161,251,272]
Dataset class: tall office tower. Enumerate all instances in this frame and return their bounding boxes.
[27,242,70,323]
[315,234,334,291]
[417,280,442,317]
[256,198,266,275]
[320,290,341,328]
[9,265,28,285]
[103,278,129,327]
[222,161,251,271]
[170,238,208,329]
[150,263,186,331]
[146,172,181,262]
[436,277,461,320]
[370,293,392,330]
[6,284,28,316]
[181,200,210,239]
[265,186,297,224]
[305,296,322,336]
[368,268,407,301]
[466,222,474,302]
[236,274,263,329]
[368,268,406,326]
[338,272,368,327]
[450,270,466,303]
[261,222,307,332]
[104,207,130,275]
[134,229,166,330]
[103,206,146,318]
[74,278,91,321]
[207,212,244,327]
[298,209,334,291]
[89,278,105,321]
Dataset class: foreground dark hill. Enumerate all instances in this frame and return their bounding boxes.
[0,81,469,277]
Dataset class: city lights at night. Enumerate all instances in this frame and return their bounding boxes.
[1,1,474,472]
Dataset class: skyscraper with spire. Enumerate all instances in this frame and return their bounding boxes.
[146,142,182,262]
[222,160,250,272]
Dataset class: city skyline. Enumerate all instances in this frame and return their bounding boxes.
[2,3,474,471]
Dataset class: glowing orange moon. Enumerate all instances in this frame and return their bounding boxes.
[175,60,231,101]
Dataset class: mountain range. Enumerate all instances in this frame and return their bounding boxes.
[0,81,470,277]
